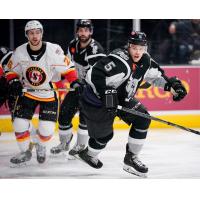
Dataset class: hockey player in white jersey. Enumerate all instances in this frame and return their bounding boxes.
[7,20,78,164]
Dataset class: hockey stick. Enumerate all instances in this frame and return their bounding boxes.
[22,88,75,92]
[117,105,200,135]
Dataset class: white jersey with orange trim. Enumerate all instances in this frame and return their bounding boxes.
[8,42,75,101]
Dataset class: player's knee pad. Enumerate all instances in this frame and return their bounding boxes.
[38,120,55,142]
[58,111,74,127]
[133,104,151,130]
[58,95,78,126]
[89,132,113,150]
[133,115,151,130]
[129,126,148,139]
[13,117,30,132]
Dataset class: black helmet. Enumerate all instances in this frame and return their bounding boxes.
[128,31,147,46]
[0,46,13,67]
[76,19,93,32]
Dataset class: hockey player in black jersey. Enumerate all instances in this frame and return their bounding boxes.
[78,31,187,177]
[50,19,106,156]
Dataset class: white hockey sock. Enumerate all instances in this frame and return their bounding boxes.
[88,146,101,158]
[76,127,88,146]
[128,136,146,155]
[13,118,31,152]
[59,128,73,143]
[29,122,39,144]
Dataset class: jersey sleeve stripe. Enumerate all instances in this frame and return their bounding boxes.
[87,53,106,60]
[109,53,131,81]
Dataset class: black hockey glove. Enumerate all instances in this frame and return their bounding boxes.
[70,80,83,97]
[0,76,8,107]
[102,89,118,118]
[8,78,23,97]
[164,77,187,101]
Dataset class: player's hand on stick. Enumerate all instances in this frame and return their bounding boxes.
[164,77,187,101]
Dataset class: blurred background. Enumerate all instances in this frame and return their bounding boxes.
[1,19,200,65]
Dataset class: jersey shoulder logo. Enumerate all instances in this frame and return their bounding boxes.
[55,47,62,55]
[90,42,98,54]
[26,66,46,86]
[70,47,76,54]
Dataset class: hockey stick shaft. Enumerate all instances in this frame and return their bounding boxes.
[22,88,75,92]
[117,105,200,135]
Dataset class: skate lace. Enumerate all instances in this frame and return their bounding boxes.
[73,144,85,152]
[132,156,145,167]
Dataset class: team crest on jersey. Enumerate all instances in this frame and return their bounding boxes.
[26,66,46,86]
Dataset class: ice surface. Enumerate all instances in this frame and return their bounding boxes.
[0,128,200,179]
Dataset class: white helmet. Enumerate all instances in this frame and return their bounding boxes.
[25,20,43,37]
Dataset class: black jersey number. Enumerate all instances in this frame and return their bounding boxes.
[104,61,116,72]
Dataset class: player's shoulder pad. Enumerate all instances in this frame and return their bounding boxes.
[149,55,160,68]
[68,39,76,53]
[87,39,104,55]
[69,38,77,46]
[110,48,130,61]
[139,52,152,68]
[46,42,64,56]
[15,43,27,52]
[12,43,27,57]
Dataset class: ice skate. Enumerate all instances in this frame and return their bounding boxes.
[10,150,32,165]
[78,147,103,169]
[50,134,73,154]
[123,145,148,178]
[69,143,86,156]
[35,143,46,164]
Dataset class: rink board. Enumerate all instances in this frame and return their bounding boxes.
[0,113,200,132]
[0,66,200,132]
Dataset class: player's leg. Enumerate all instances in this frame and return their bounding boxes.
[10,96,37,164]
[79,133,113,169]
[7,93,38,147]
[118,98,151,177]
[69,110,88,156]
[37,100,58,163]
[50,92,78,154]
[78,99,114,168]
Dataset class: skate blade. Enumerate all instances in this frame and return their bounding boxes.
[10,161,30,168]
[50,150,69,156]
[67,153,79,160]
[123,164,147,178]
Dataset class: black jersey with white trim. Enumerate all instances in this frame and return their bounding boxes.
[67,38,105,82]
[86,47,167,101]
